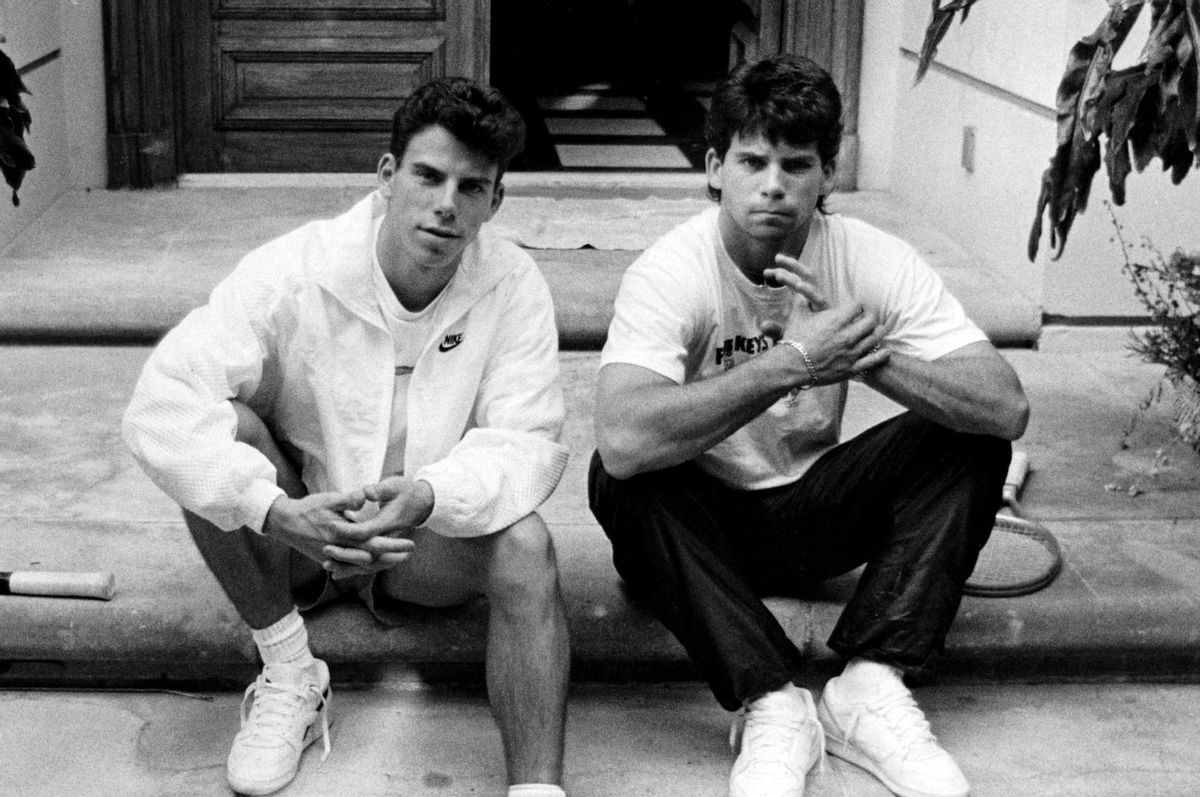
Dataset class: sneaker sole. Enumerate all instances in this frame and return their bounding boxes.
[820,706,967,797]
[227,691,332,796]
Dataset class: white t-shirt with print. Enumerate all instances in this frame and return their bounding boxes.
[371,217,447,479]
[600,206,987,490]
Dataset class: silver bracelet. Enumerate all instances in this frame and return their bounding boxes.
[780,338,818,390]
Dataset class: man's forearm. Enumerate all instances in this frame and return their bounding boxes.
[860,344,1029,440]
[595,353,799,478]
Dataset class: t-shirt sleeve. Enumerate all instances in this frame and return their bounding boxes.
[600,247,703,384]
[851,227,987,361]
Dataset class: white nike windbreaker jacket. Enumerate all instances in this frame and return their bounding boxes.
[122,191,569,538]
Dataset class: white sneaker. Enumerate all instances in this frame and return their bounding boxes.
[226,660,332,796]
[728,685,825,797]
[817,674,969,797]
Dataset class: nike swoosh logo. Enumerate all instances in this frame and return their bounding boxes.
[438,333,463,352]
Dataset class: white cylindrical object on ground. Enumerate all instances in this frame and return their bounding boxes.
[1,571,116,600]
[1002,450,1030,503]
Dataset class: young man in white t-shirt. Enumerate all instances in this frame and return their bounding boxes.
[124,78,570,797]
[589,55,1029,797]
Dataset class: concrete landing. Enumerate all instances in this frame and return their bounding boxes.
[3,339,1199,685]
[5,681,1200,797]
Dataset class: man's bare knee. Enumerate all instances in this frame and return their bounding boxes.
[229,401,303,498]
[230,401,269,448]
[485,514,560,603]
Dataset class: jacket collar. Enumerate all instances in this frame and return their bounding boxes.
[314,190,519,326]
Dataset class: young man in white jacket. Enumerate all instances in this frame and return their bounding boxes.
[123,77,571,797]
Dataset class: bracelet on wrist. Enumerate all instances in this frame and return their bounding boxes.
[779,338,819,390]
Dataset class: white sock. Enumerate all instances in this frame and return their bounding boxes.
[839,657,904,697]
[251,608,315,669]
[508,785,566,797]
[746,681,807,709]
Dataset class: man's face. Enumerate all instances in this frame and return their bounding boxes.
[377,124,503,276]
[705,130,835,249]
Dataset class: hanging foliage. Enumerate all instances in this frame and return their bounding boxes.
[0,46,35,207]
[915,0,982,83]
[917,0,1200,261]
[1027,3,1144,261]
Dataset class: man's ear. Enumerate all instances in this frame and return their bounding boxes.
[704,148,723,193]
[488,180,505,219]
[821,158,838,195]
[377,153,397,197]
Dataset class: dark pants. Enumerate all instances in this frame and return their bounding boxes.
[587,411,1010,710]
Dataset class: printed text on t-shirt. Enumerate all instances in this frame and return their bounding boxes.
[714,333,775,368]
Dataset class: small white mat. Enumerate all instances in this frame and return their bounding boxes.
[492,196,709,250]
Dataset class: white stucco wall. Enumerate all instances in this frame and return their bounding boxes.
[859,0,1200,319]
[857,0,902,194]
[0,0,104,251]
[0,0,66,245]
[61,0,106,190]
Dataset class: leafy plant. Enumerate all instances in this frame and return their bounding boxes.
[1111,206,1200,463]
[1114,212,1200,380]
[915,0,981,83]
[917,0,1200,261]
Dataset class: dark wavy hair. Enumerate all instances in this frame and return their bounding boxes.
[389,77,526,179]
[705,54,843,205]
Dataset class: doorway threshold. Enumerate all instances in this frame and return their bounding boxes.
[177,171,706,199]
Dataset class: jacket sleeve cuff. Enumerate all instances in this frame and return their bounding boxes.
[414,470,478,537]
[241,480,287,534]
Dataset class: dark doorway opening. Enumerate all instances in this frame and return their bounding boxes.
[492,1,739,171]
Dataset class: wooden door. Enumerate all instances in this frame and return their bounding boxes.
[178,0,490,172]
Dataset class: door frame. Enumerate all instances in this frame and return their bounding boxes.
[103,0,182,188]
[786,0,865,190]
[103,0,861,187]
[730,0,864,189]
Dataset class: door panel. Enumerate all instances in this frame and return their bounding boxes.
[218,0,441,14]
[181,0,487,172]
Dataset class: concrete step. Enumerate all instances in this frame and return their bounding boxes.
[3,343,1200,685]
[0,183,1039,347]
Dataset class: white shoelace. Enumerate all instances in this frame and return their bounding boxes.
[859,689,938,756]
[731,703,827,773]
[240,675,332,761]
